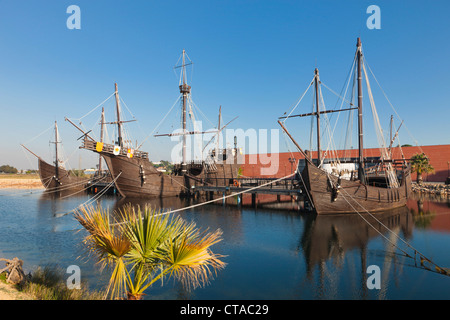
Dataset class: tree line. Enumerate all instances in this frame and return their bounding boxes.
[0,165,18,174]
[0,165,38,174]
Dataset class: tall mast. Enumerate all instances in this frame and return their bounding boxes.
[99,107,105,172]
[314,68,321,165]
[54,120,59,179]
[389,115,393,159]
[216,105,221,159]
[179,49,191,172]
[114,83,123,147]
[356,37,365,183]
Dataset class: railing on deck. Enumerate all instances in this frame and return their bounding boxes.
[81,138,149,159]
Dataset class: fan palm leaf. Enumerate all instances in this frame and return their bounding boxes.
[75,204,226,299]
[164,226,226,290]
[74,205,131,299]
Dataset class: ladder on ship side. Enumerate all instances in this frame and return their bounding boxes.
[204,157,218,173]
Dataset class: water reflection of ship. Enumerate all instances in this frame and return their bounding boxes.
[38,185,92,200]
[112,196,191,214]
[300,206,413,298]
[37,191,88,231]
[111,196,245,248]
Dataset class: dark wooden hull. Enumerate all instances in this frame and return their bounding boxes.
[302,161,412,214]
[101,154,185,198]
[38,158,87,192]
[101,152,241,198]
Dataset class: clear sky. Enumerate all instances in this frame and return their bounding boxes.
[1,0,449,170]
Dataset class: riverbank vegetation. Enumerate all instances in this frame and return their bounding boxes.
[75,204,226,300]
[0,265,104,300]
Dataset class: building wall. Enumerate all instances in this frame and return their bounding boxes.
[241,144,450,182]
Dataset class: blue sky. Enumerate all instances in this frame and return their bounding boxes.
[0,0,449,170]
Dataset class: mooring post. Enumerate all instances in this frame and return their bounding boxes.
[251,193,256,208]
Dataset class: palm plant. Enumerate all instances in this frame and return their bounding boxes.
[74,204,225,300]
[410,153,434,185]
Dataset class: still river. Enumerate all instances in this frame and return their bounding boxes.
[0,188,449,300]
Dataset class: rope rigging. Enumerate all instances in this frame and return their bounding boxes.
[54,172,122,218]
[279,45,410,189]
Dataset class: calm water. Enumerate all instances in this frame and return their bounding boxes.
[0,188,450,300]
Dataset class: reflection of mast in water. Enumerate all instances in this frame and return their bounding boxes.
[378,226,401,300]
[360,245,368,300]
[299,207,413,298]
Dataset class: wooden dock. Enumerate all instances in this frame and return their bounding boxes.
[85,174,118,196]
[192,177,305,209]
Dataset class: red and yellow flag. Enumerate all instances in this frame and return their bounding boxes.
[127,148,134,158]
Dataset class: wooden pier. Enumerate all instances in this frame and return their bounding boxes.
[86,181,117,195]
[85,173,118,196]
[192,177,305,209]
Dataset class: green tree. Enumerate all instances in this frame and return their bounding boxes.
[74,204,225,300]
[0,165,18,174]
[410,153,434,185]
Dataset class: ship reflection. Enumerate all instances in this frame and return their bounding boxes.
[112,196,191,214]
[300,207,414,272]
[298,206,415,299]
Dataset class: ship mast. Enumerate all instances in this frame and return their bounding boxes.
[114,83,123,147]
[314,68,321,165]
[356,37,365,184]
[216,105,221,159]
[178,49,192,172]
[99,107,105,172]
[53,121,60,179]
[55,121,59,178]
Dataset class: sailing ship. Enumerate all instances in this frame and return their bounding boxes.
[68,50,242,198]
[21,121,88,192]
[83,107,116,195]
[278,38,412,214]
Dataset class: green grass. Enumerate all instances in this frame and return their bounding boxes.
[19,265,105,300]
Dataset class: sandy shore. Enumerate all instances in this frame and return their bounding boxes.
[0,282,33,300]
[0,178,43,189]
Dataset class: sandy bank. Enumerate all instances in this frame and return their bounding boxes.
[0,179,43,189]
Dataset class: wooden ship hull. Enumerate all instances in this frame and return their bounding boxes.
[86,139,241,198]
[22,121,88,194]
[101,152,185,198]
[38,158,87,191]
[301,160,412,215]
